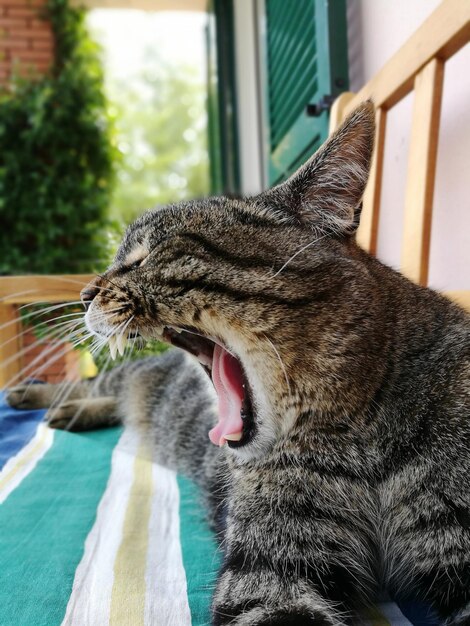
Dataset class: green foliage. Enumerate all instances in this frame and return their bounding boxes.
[108,53,209,224]
[0,0,118,275]
[93,338,169,373]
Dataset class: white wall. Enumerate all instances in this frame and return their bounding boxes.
[233,0,265,195]
[347,0,470,290]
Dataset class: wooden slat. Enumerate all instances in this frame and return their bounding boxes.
[446,290,470,312]
[0,305,22,389]
[329,91,356,134]
[343,0,470,114]
[356,107,387,254]
[401,58,444,285]
[0,274,94,304]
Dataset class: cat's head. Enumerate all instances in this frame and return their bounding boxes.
[83,102,378,461]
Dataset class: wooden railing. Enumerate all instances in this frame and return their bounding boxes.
[330,0,470,310]
[0,275,93,388]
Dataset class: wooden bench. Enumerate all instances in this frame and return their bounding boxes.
[329,0,470,311]
[0,275,93,388]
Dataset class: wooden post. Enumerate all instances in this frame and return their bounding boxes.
[328,92,356,134]
[401,58,444,285]
[356,106,387,254]
[0,304,22,389]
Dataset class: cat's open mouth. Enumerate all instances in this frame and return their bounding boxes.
[162,327,255,449]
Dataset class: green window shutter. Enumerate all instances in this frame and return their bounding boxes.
[264,0,349,185]
[206,0,240,196]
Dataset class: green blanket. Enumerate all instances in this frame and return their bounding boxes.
[0,395,440,625]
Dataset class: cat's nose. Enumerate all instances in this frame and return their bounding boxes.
[80,284,100,311]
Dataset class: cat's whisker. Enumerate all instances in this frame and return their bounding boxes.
[128,332,140,357]
[24,275,120,296]
[0,314,83,353]
[0,314,84,363]
[28,311,85,328]
[3,340,77,391]
[96,274,123,294]
[62,398,89,433]
[83,308,126,325]
[0,318,85,376]
[269,233,327,278]
[264,335,292,400]
[54,278,122,298]
[116,316,134,358]
[25,373,76,413]
[0,301,82,333]
[68,327,108,348]
[0,304,83,342]
[15,307,126,357]
[3,339,80,392]
[18,299,83,312]
[38,318,86,337]
[0,323,98,393]
[0,280,104,304]
[12,323,88,404]
[105,319,126,360]
[0,289,68,304]
[63,345,114,433]
[98,316,135,361]
[89,343,106,357]
[47,376,84,417]
[89,332,108,350]
[82,307,128,338]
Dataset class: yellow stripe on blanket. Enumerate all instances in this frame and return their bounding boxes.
[0,423,53,503]
[110,445,155,626]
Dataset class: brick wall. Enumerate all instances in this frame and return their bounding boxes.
[0,0,54,84]
[22,328,80,384]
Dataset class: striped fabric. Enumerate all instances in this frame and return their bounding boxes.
[0,395,438,625]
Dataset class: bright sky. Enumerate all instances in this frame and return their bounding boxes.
[87,10,207,82]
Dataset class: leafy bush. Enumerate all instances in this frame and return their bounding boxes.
[0,0,117,275]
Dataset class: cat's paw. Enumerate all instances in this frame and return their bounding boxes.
[212,605,342,626]
[46,403,81,430]
[46,401,97,431]
[6,384,51,410]
[444,602,470,625]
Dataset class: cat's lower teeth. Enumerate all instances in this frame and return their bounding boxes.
[224,433,243,442]
[198,354,212,367]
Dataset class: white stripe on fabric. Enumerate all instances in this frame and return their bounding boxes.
[144,463,192,626]
[0,423,54,504]
[61,429,140,626]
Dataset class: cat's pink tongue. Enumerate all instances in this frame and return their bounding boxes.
[209,344,244,447]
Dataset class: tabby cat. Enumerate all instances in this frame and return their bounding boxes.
[7,103,470,625]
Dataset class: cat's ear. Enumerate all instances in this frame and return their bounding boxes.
[257,101,375,236]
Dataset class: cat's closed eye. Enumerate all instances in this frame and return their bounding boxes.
[121,245,150,272]
[127,258,146,271]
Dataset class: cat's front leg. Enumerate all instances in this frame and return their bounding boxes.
[213,569,345,626]
[381,458,470,625]
[212,463,378,625]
